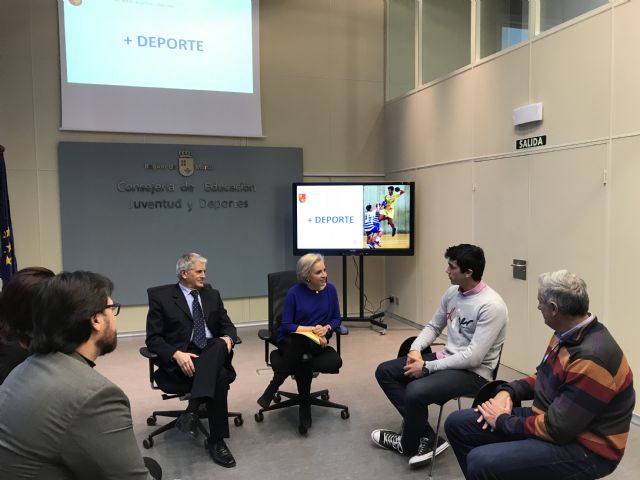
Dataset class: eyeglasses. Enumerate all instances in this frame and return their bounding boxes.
[105,303,121,316]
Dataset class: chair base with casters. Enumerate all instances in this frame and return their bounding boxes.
[254,345,350,435]
[139,346,243,450]
[257,270,350,435]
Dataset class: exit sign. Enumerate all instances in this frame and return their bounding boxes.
[516,135,547,150]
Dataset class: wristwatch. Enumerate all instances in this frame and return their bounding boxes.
[421,363,430,377]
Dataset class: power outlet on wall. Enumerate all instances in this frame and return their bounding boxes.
[390,296,399,305]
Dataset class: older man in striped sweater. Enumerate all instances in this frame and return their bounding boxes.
[445,270,635,480]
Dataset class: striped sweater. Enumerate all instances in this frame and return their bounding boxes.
[496,317,635,463]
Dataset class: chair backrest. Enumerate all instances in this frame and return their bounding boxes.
[471,380,508,408]
[267,270,298,345]
[397,336,418,358]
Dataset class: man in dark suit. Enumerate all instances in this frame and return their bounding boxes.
[146,252,238,468]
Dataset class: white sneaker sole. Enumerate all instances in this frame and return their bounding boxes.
[408,441,450,467]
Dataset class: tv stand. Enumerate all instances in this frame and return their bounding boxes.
[341,255,387,333]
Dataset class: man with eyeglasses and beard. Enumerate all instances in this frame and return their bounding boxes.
[0,271,161,480]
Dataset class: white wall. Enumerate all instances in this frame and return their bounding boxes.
[0,0,386,331]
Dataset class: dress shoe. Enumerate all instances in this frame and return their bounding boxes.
[257,382,278,409]
[209,439,236,468]
[257,374,286,409]
[175,412,199,439]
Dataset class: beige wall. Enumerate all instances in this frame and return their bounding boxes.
[384,0,640,400]
[0,0,385,331]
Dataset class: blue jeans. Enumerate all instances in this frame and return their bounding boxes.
[444,408,617,480]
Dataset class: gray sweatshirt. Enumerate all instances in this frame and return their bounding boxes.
[410,284,508,381]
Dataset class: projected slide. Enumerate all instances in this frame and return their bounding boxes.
[58,0,262,136]
[295,185,365,250]
[62,0,253,93]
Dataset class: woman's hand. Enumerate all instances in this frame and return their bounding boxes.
[318,336,328,347]
[311,324,330,337]
[296,325,316,333]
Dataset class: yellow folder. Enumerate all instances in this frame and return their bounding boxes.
[292,331,321,344]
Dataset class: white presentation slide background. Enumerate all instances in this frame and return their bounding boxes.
[57,0,262,137]
[63,0,253,93]
[296,185,364,250]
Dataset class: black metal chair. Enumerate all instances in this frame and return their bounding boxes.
[254,270,349,434]
[140,341,243,450]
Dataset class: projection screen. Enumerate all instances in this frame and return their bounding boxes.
[57,0,262,137]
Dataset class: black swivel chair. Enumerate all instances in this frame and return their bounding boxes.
[140,342,243,450]
[397,336,504,479]
[254,270,349,434]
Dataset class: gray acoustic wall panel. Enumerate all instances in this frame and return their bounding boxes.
[59,142,302,305]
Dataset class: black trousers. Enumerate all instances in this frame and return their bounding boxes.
[275,334,342,401]
[160,337,233,440]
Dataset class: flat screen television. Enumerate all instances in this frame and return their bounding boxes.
[293,182,415,256]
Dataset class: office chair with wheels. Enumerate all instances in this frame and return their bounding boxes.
[397,335,504,479]
[140,341,243,450]
[255,270,349,434]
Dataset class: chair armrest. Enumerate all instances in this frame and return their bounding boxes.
[471,380,509,408]
[139,346,159,390]
[139,346,158,359]
[258,329,274,366]
[258,329,272,342]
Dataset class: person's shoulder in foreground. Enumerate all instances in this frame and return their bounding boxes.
[0,270,157,480]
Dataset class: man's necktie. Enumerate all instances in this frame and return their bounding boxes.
[190,290,207,349]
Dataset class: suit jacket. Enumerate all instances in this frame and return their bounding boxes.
[0,352,151,480]
[146,283,237,370]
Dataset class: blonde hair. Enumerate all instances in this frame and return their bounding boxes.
[296,253,324,283]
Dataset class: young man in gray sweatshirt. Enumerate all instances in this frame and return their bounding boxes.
[372,243,508,468]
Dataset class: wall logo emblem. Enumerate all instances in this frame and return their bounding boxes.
[298,193,306,203]
[178,150,195,177]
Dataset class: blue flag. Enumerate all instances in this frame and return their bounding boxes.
[0,148,18,283]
